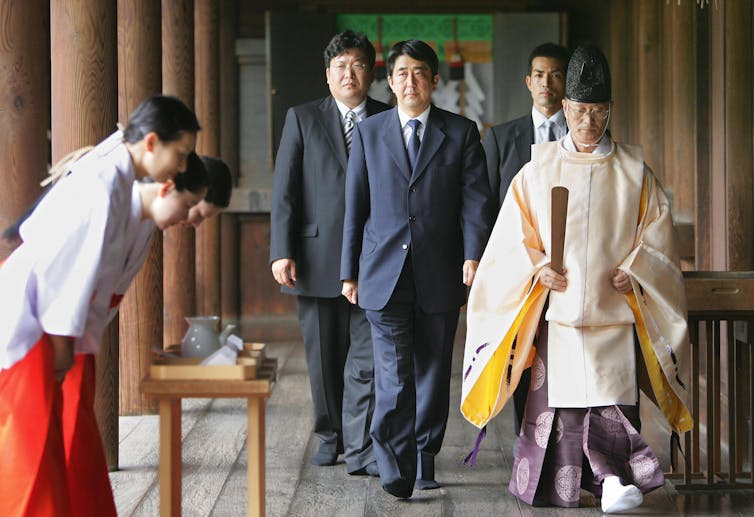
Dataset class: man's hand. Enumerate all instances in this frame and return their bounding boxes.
[271,258,297,289]
[540,266,568,292]
[342,280,358,305]
[49,334,74,382]
[612,269,631,294]
[462,260,479,287]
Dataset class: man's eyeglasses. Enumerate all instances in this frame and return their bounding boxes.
[567,103,610,121]
[331,63,368,74]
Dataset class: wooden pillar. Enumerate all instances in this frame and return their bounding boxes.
[117,0,162,422]
[662,3,696,223]
[707,2,753,271]
[634,0,664,181]
[50,0,117,469]
[195,0,222,317]
[606,0,635,143]
[162,0,196,346]
[0,0,49,262]
[695,6,711,270]
[219,0,240,324]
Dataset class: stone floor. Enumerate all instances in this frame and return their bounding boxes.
[110,330,754,516]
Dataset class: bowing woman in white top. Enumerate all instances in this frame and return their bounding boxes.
[60,153,209,517]
[0,95,200,517]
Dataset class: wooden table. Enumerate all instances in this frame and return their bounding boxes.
[140,369,275,517]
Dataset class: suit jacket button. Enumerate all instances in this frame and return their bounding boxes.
[402,244,408,250]
[410,187,416,193]
[409,216,416,222]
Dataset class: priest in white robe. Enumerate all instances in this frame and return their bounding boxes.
[461,45,692,513]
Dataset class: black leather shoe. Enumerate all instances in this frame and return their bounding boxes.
[382,479,413,499]
[415,478,441,490]
[310,447,338,466]
[348,461,380,477]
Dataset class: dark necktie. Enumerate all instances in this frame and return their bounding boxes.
[407,119,421,171]
[344,110,355,154]
[546,120,556,142]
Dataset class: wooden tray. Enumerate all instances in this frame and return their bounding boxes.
[150,355,258,380]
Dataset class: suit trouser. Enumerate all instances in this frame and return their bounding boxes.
[365,259,459,486]
[297,295,374,465]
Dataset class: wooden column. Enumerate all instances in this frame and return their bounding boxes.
[707,2,753,271]
[634,0,664,181]
[219,0,240,324]
[662,3,696,223]
[50,0,117,469]
[117,0,162,422]
[695,6,711,270]
[195,0,222,317]
[0,0,48,262]
[722,2,753,270]
[162,0,196,346]
[606,0,635,142]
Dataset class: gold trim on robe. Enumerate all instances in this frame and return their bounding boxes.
[461,140,692,434]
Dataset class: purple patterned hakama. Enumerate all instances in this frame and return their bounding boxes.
[508,322,665,507]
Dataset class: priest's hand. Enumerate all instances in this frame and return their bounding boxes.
[271,258,297,289]
[49,334,74,382]
[612,269,631,294]
[342,280,358,305]
[540,266,568,292]
[463,260,479,286]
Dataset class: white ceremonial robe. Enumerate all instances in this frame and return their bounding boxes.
[461,137,692,435]
[0,131,135,369]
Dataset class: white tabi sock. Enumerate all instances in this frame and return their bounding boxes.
[601,475,643,513]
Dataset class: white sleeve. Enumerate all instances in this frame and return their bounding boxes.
[25,178,115,338]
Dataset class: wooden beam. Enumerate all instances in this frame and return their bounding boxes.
[220,0,240,324]
[50,0,117,472]
[0,0,48,261]
[195,0,222,318]
[117,0,162,424]
[162,0,197,346]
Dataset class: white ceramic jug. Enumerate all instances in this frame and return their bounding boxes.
[181,316,223,358]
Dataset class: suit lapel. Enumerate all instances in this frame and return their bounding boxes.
[409,106,446,186]
[381,108,412,182]
[514,116,535,165]
[317,96,348,171]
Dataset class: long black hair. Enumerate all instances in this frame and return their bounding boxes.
[123,95,201,144]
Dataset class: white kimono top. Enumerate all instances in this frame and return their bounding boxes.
[0,131,135,370]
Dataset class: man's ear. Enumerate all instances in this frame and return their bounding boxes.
[159,180,175,198]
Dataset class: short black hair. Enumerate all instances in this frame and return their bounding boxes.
[173,152,209,194]
[200,156,232,208]
[527,43,570,75]
[387,40,439,77]
[123,95,201,144]
[323,30,376,69]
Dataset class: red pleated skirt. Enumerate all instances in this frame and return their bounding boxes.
[0,336,70,516]
[0,339,116,516]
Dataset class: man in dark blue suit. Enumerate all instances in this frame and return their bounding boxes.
[341,40,493,498]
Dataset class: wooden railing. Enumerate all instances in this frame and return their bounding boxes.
[668,272,754,489]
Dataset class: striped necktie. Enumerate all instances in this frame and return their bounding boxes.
[344,110,355,154]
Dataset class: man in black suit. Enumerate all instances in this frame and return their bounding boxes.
[484,43,570,210]
[270,30,390,475]
[341,40,493,498]
[482,43,569,440]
